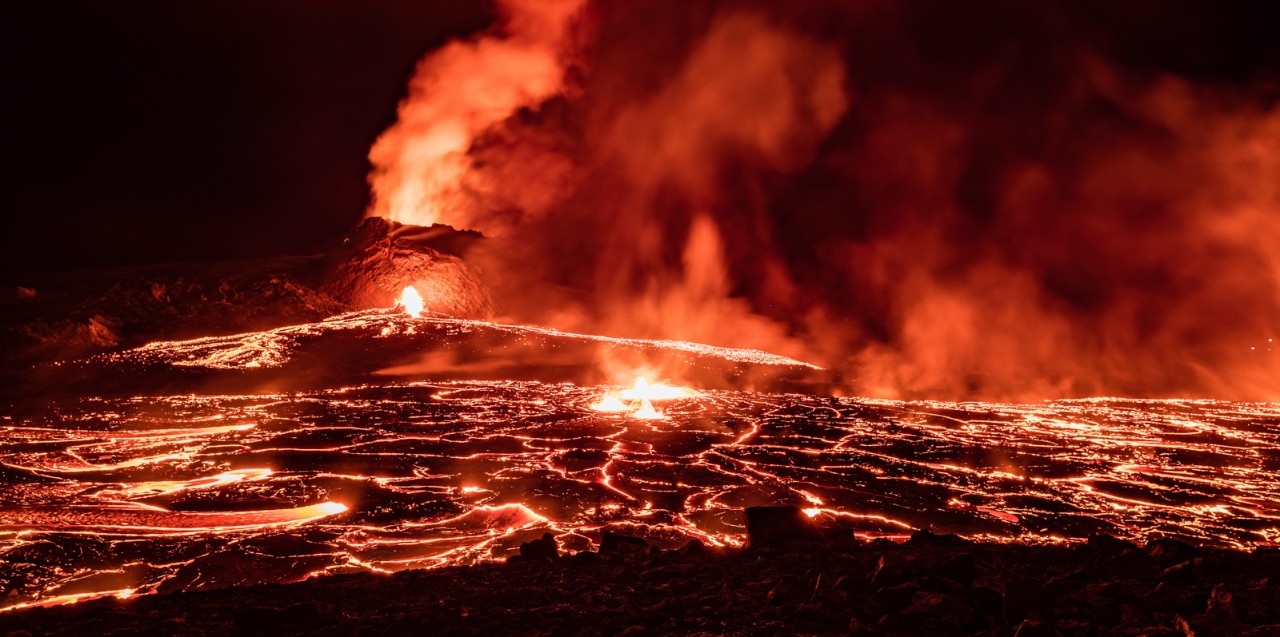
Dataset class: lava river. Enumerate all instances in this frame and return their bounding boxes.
[1,313,1278,608]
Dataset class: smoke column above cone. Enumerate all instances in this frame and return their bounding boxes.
[367,0,585,230]
[367,1,1280,400]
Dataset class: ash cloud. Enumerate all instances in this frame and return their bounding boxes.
[374,1,1280,400]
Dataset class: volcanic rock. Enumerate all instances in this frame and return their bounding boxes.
[1146,538,1201,564]
[234,602,335,634]
[599,531,648,557]
[516,533,559,562]
[1088,533,1140,554]
[888,591,975,632]
[906,529,971,547]
[676,539,709,559]
[321,217,492,319]
[746,506,818,549]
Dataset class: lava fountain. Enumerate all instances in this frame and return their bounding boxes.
[398,285,426,318]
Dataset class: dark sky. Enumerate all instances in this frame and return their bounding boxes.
[1,0,491,275]
[2,0,1278,277]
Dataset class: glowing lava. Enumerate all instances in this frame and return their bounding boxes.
[590,377,699,418]
[398,285,426,317]
[630,398,664,419]
[3,381,1279,610]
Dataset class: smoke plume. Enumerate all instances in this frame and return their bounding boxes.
[367,0,586,230]
[371,1,1280,400]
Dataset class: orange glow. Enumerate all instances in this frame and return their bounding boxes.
[618,376,699,401]
[367,0,586,230]
[629,399,664,420]
[107,468,273,498]
[589,376,698,419]
[355,0,1280,401]
[368,1,847,384]
[398,285,426,318]
[6,375,1280,608]
[411,8,853,393]
[311,501,350,516]
[589,394,629,413]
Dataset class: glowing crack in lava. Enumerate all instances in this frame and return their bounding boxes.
[2,313,1279,609]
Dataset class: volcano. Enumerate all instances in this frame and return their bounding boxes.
[5,0,1280,634]
[2,289,1278,612]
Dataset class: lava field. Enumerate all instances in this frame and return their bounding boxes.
[2,313,1277,609]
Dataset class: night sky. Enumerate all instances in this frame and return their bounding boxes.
[1,0,492,275]
[3,1,1278,277]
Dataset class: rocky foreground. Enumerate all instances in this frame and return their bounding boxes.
[4,512,1279,637]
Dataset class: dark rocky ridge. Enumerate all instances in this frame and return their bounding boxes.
[0,218,489,389]
[4,519,1279,636]
[321,219,491,319]
[4,310,826,409]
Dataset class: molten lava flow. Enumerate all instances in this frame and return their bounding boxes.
[0,501,348,533]
[366,0,1280,401]
[398,285,426,318]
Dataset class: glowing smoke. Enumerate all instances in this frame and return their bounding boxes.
[367,0,585,230]
[371,2,1280,400]
[469,7,851,364]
